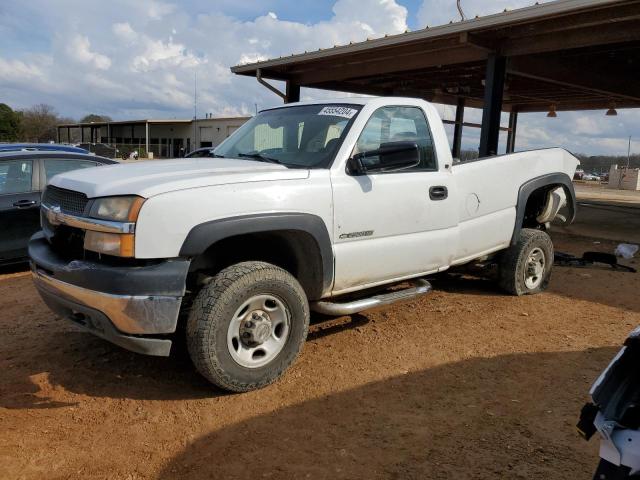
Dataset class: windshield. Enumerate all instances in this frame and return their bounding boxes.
[214,104,362,168]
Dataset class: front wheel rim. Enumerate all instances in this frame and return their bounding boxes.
[227,294,291,369]
[524,247,546,289]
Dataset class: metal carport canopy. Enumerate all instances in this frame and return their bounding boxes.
[231,0,640,156]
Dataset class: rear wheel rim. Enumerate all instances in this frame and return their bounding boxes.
[227,294,291,369]
[524,247,546,289]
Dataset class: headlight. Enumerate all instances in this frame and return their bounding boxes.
[84,231,135,257]
[89,196,145,222]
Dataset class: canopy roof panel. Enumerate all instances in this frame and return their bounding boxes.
[232,0,640,112]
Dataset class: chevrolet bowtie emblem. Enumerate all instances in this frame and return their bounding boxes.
[46,205,62,225]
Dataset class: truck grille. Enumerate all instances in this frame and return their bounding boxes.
[42,186,88,216]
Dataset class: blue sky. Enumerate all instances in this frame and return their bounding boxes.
[0,0,637,156]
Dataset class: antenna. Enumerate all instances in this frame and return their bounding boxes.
[457,0,466,21]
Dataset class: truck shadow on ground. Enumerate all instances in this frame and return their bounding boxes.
[0,330,219,409]
[0,261,29,275]
[431,266,640,313]
[0,312,372,409]
[157,348,615,480]
[429,272,502,296]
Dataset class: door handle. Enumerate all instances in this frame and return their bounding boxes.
[13,199,37,208]
[429,186,448,201]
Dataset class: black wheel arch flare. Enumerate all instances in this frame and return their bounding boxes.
[511,172,576,245]
[179,213,334,300]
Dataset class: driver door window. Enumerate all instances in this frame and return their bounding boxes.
[354,106,437,171]
[0,160,33,195]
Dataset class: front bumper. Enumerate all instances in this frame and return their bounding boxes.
[29,232,190,356]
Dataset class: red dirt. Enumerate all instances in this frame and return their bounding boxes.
[0,232,638,479]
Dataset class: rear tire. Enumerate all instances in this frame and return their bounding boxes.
[498,228,553,296]
[186,261,309,392]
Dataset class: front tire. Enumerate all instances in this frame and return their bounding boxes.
[186,261,309,392]
[498,228,554,296]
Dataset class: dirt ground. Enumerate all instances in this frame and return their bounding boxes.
[1,214,639,479]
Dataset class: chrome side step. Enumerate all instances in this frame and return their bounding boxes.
[311,279,432,316]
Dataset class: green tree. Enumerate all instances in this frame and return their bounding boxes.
[0,103,21,142]
[80,114,112,123]
[18,104,59,142]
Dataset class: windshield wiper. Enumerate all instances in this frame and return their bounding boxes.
[237,152,284,165]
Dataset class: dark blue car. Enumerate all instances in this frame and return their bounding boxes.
[0,151,116,265]
[0,143,89,154]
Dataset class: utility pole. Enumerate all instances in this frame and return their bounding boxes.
[627,136,632,168]
[193,72,197,152]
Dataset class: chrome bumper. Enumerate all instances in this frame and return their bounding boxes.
[32,268,182,335]
[29,232,189,356]
[42,203,135,234]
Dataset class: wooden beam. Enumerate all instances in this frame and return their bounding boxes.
[502,19,640,56]
[459,32,496,53]
[495,3,640,41]
[514,99,640,112]
[508,54,640,102]
[443,120,511,132]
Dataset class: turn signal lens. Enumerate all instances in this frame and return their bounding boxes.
[84,231,135,257]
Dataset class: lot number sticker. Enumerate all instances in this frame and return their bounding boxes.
[318,106,358,119]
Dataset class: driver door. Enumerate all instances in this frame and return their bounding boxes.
[0,158,41,263]
[331,105,457,293]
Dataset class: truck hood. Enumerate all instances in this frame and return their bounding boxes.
[49,158,310,198]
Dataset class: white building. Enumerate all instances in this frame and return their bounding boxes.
[57,116,250,158]
[608,165,640,191]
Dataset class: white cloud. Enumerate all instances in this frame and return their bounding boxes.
[0,58,45,84]
[333,0,408,34]
[112,22,137,42]
[66,34,111,70]
[131,37,202,72]
[145,0,176,20]
[238,53,269,65]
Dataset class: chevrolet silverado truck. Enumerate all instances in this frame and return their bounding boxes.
[29,97,578,392]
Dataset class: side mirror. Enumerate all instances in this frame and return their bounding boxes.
[348,141,420,175]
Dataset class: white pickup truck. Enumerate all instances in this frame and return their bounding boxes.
[29,97,578,391]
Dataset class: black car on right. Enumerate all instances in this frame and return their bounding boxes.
[578,326,640,478]
[184,147,217,158]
